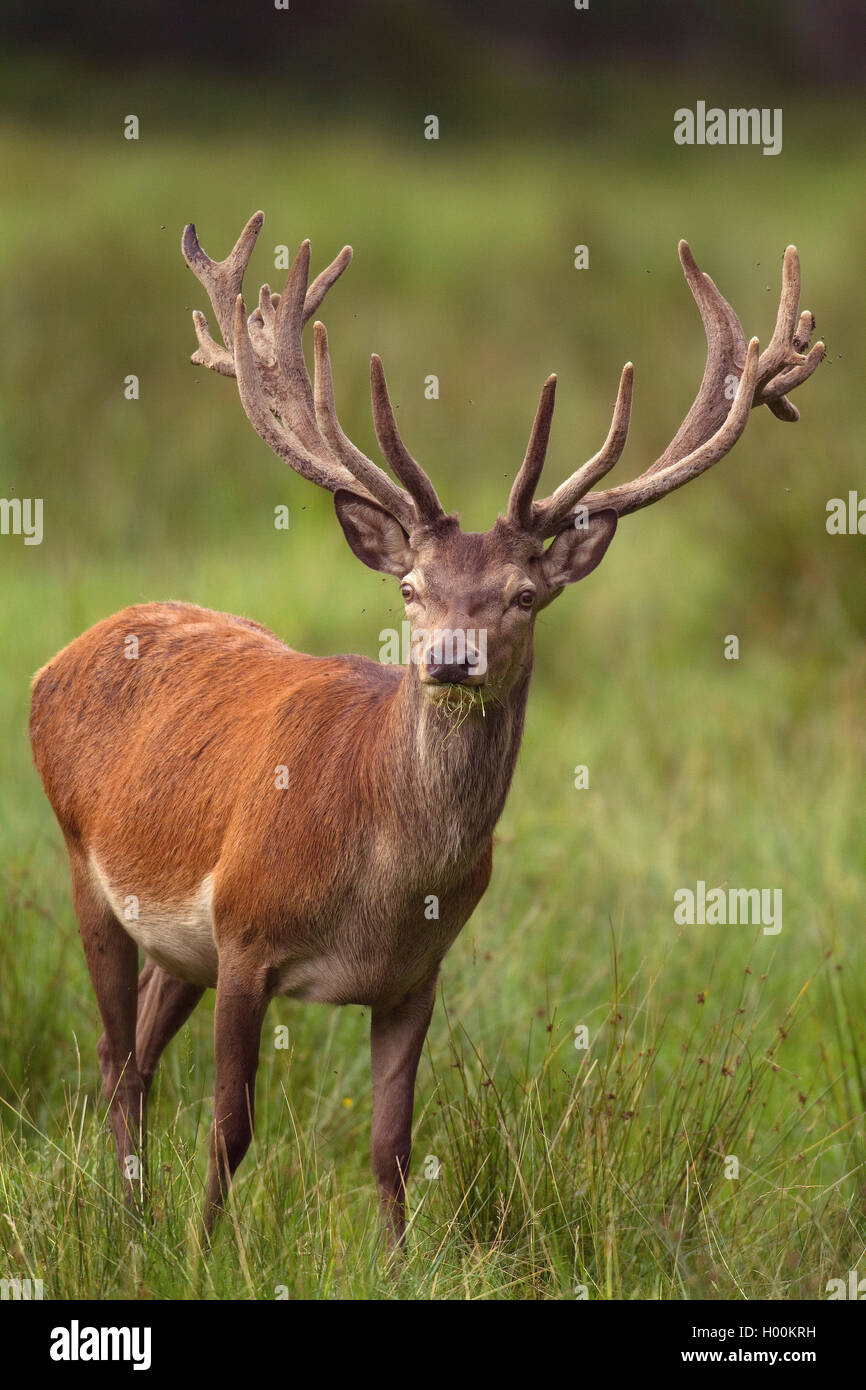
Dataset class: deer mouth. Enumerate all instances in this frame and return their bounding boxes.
[424,684,490,722]
[421,675,487,694]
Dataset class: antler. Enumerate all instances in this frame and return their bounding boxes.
[509,241,824,536]
[182,212,444,531]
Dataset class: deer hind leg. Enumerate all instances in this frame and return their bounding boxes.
[69,850,145,1200]
[135,959,204,1095]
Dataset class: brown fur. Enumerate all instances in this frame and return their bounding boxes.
[30,582,541,1240]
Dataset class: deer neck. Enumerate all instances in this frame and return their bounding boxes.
[384,666,532,870]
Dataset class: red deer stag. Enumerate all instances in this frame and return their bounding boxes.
[30,212,823,1245]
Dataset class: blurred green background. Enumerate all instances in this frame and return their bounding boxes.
[0,2,863,1299]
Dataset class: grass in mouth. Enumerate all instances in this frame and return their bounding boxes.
[431,684,489,736]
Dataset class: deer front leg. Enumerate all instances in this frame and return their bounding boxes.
[370,972,438,1249]
[204,963,269,1236]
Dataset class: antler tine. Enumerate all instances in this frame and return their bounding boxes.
[529,363,633,532]
[506,375,557,529]
[304,246,353,324]
[370,355,445,524]
[182,211,264,357]
[190,309,235,376]
[246,283,278,364]
[760,244,801,372]
[266,239,323,453]
[314,322,416,527]
[645,240,749,477]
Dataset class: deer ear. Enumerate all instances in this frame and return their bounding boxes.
[334,490,414,577]
[540,509,618,591]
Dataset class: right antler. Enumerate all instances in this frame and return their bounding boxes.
[512,240,825,536]
[182,212,445,531]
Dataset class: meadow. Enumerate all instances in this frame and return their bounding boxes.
[0,57,863,1299]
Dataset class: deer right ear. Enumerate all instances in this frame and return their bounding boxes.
[334,491,414,577]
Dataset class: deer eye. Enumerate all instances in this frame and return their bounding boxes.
[515,589,535,610]
[400,583,416,602]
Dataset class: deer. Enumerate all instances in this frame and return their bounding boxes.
[29,211,824,1247]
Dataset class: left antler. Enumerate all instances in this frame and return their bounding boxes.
[510,242,825,536]
[182,212,445,532]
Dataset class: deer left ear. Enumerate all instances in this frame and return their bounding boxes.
[334,490,415,577]
[540,509,618,591]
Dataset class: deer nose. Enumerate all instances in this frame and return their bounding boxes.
[425,660,473,685]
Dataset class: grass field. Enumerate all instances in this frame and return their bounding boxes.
[1,58,864,1299]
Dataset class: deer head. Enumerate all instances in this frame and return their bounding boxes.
[182,213,824,704]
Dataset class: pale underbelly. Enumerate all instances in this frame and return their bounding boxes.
[89,855,220,987]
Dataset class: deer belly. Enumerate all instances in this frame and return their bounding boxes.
[89,856,219,987]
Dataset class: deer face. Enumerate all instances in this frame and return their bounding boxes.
[335,496,618,699]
